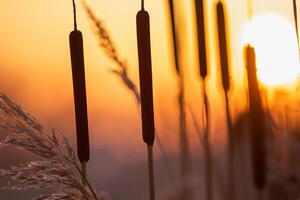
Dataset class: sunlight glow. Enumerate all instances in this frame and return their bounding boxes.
[241,14,300,86]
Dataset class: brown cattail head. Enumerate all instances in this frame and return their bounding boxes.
[245,45,266,189]
[216,1,230,91]
[69,30,90,163]
[167,0,180,75]
[195,0,208,79]
[136,9,155,146]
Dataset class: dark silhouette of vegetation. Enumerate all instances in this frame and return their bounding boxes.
[136,1,156,199]
[69,0,90,184]
[216,2,236,200]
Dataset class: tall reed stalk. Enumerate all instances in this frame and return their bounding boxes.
[167,0,193,199]
[244,45,267,196]
[69,0,90,183]
[194,0,213,199]
[216,2,235,200]
[136,1,156,199]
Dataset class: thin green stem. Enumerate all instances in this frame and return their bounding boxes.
[74,162,99,200]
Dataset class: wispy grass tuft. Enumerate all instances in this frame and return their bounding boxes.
[82,2,140,105]
[0,93,99,200]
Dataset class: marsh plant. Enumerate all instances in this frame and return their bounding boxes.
[0,93,100,200]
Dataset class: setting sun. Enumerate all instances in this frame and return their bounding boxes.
[241,14,300,86]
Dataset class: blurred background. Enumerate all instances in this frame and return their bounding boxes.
[1,0,300,199]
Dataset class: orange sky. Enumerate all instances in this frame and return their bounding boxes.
[0,0,298,157]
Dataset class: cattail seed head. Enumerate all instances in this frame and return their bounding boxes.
[216,1,230,91]
[69,30,90,163]
[136,10,155,146]
[195,0,208,78]
[167,0,180,75]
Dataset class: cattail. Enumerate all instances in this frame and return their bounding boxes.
[194,1,212,200]
[216,2,235,200]
[167,0,180,75]
[69,0,90,180]
[136,3,155,147]
[216,1,230,91]
[195,0,208,78]
[136,1,155,199]
[244,45,266,190]
[166,1,192,198]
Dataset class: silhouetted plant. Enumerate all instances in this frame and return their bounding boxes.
[244,45,267,192]
[136,1,156,199]
[166,0,193,199]
[82,0,177,193]
[216,2,236,200]
[194,0,213,199]
[0,93,99,200]
[69,0,90,183]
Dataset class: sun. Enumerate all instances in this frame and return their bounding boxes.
[240,14,300,86]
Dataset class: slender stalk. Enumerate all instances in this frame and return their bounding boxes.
[167,0,192,197]
[141,0,145,11]
[73,162,99,200]
[81,161,87,185]
[293,0,300,59]
[72,0,77,30]
[224,92,235,200]
[202,80,213,200]
[147,145,155,200]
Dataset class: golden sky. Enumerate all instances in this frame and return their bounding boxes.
[0,0,298,155]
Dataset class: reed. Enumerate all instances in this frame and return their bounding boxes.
[244,45,267,191]
[69,0,90,183]
[0,93,98,200]
[216,2,235,200]
[136,1,156,199]
[194,0,213,199]
[166,0,193,199]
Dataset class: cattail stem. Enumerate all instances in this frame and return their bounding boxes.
[73,162,98,200]
[81,161,87,185]
[72,0,77,30]
[141,0,145,10]
[147,145,155,200]
[202,80,213,200]
[167,1,192,197]
[224,92,235,200]
[293,0,300,59]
